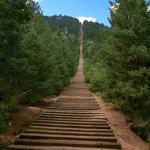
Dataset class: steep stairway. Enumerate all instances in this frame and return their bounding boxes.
[8,25,121,150]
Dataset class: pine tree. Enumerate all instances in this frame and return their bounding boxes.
[0,0,35,99]
[84,0,150,141]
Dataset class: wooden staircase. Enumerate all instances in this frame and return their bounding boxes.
[8,56,121,150]
[8,25,121,150]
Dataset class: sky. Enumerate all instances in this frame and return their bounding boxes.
[34,0,150,26]
[34,0,112,26]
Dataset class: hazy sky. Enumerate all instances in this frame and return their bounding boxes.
[35,0,112,26]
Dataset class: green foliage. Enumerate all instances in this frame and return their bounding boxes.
[0,143,7,150]
[0,106,8,132]
[83,0,150,141]
[83,21,102,41]
[44,15,80,38]
[20,15,79,103]
[0,0,35,100]
[0,1,80,106]
[131,115,150,141]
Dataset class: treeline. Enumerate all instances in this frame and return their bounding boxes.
[0,0,80,131]
[83,0,150,141]
[44,15,80,38]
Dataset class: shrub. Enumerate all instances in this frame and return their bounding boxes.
[0,106,8,132]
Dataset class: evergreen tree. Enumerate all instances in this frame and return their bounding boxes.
[0,0,36,100]
[84,0,150,141]
[0,1,80,131]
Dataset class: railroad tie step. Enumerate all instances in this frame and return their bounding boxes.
[28,125,113,132]
[47,107,100,110]
[13,139,121,149]
[24,129,114,136]
[37,117,107,123]
[33,120,109,126]
[31,122,111,129]
[19,133,117,142]
[43,110,103,114]
[38,113,106,117]
[8,145,120,150]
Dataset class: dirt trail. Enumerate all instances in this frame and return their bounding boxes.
[94,95,149,150]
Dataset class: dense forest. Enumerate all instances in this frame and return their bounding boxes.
[83,0,150,141]
[0,0,80,132]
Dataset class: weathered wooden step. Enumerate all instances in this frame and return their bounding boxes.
[8,145,120,150]
[63,89,89,92]
[44,110,103,114]
[39,118,107,123]
[59,96,94,99]
[52,102,99,105]
[29,125,113,132]
[69,86,88,89]
[41,112,106,119]
[64,86,89,90]
[43,111,105,116]
[44,110,104,116]
[42,114,106,118]
[47,106,100,110]
[57,101,97,104]
[43,113,105,117]
[45,107,100,110]
[34,119,108,125]
[57,99,96,103]
[70,84,87,86]
[59,96,94,100]
[48,105,100,109]
[61,93,92,97]
[56,100,97,103]
[40,114,106,119]
[24,129,114,136]
[71,80,85,82]
[44,109,101,113]
[39,116,107,121]
[42,112,105,117]
[38,117,107,123]
[62,91,91,95]
[31,122,111,129]
[14,139,121,149]
[49,103,100,108]
[19,133,117,142]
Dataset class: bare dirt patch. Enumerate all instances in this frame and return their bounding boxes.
[0,106,42,145]
[94,94,149,150]
[0,96,59,146]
